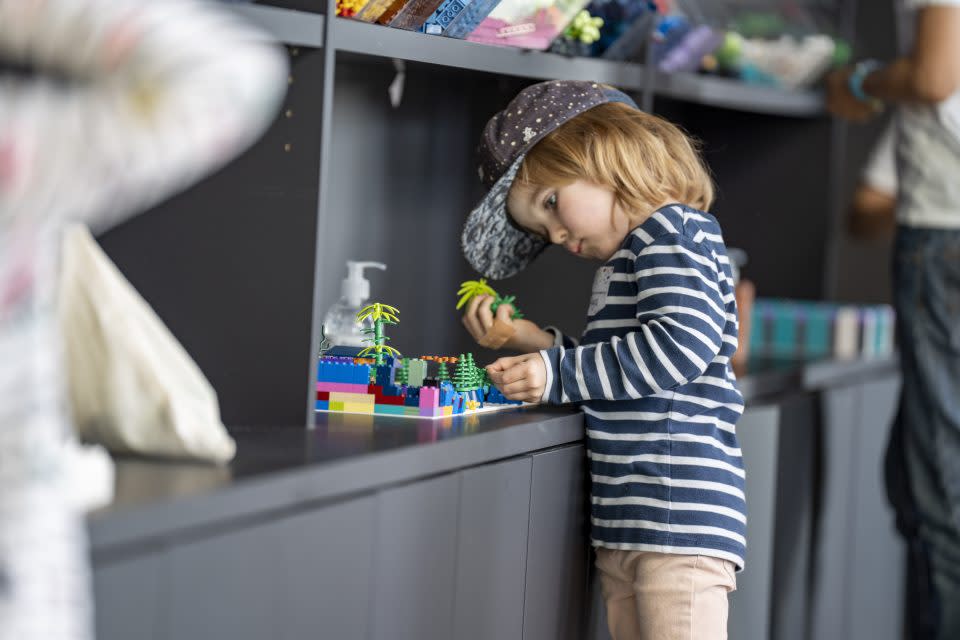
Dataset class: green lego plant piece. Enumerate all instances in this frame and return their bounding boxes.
[453,354,479,392]
[563,9,603,44]
[395,358,410,386]
[357,302,401,365]
[456,279,523,320]
[437,360,451,383]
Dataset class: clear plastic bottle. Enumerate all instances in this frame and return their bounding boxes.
[322,261,386,347]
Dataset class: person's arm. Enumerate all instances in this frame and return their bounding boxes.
[828,3,960,120]
[0,0,288,230]
[864,5,960,104]
[489,236,732,404]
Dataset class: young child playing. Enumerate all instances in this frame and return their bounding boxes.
[461,80,744,640]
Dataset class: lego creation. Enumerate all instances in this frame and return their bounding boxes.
[316,302,525,419]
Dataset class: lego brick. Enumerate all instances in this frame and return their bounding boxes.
[404,407,421,416]
[407,359,428,388]
[330,391,375,405]
[442,406,453,416]
[330,401,344,411]
[317,360,371,385]
[419,406,444,417]
[315,400,329,411]
[343,402,374,414]
[317,391,330,401]
[375,404,408,416]
[317,381,370,394]
[375,394,406,406]
[419,386,440,410]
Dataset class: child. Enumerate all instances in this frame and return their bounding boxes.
[461,80,743,640]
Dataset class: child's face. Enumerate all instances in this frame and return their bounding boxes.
[506,180,636,262]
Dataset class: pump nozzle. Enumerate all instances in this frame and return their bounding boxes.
[343,261,387,307]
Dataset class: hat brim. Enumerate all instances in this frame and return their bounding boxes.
[461,155,548,280]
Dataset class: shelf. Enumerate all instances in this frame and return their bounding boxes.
[229,3,325,48]
[224,9,824,116]
[330,18,650,91]
[653,71,824,118]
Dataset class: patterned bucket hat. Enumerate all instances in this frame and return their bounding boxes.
[462,80,639,280]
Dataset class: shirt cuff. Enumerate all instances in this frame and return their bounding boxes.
[538,347,563,404]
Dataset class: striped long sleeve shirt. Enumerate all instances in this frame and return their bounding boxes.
[539,203,746,569]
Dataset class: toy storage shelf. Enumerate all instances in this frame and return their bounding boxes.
[653,70,824,117]
[330,18,649,89]
[230,3,326,48]
[226,7,826,118]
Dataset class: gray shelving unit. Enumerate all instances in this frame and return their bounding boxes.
[224,5,827,425]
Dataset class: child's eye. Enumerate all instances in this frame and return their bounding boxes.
[544,193,558,210]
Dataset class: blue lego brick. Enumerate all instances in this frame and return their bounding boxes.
[318,361,371,385]
[382,384,403,397]
[404,387,421,407]
[375,364,395,387]
[315,400,329,411]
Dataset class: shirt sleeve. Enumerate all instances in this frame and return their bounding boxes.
[0,0,288,231]
[543,326,580,349]
[538,236,731,404]
[862,121,898,195]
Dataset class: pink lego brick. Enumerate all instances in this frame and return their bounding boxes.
[418,386,440,410]
[317,381,369,394]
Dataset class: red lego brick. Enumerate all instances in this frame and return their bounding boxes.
[317,391,330,401]
[375,394,405,406]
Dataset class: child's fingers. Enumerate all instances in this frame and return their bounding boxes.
[494,303,514,324]
[461,295,488,341]
[476,296,496,332]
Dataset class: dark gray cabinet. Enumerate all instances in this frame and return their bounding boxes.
[94,552,166,640]
[371,474,460,640]
[524,445,589,640]
[812,374,904,640]
[453,456,533,640]
[94,444,590,640]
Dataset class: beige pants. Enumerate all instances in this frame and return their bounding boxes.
[596,548,737,640]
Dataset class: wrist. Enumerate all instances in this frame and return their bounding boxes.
[849,60,883,107]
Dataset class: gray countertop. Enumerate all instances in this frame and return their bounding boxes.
[88,355,899,557]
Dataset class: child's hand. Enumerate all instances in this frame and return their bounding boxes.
[462,295,554,352]
[486,353,547,403]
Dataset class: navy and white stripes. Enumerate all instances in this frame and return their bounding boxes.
[539,204,746,568]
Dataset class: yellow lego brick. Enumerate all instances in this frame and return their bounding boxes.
[330,391,374,405]
[329,401,344,411]
[442,406,453,416]
[343,402,374,414]
[466,400,480,410]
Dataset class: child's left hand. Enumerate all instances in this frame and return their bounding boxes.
[486,353,547,403]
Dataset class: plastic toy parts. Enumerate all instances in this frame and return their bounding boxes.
[316,353,523,419]
[456,279,523,349]
[316,301,524,419]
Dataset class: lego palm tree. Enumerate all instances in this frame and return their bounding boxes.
[357,302,401,365]
[456,279,524,319]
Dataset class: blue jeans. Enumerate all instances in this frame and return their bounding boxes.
[886,226,960,640]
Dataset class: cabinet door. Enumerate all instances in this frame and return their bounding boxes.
[371,474,460,640]
[94,552,166,640]
[848,376,904,640]
[166,496,376,640]
[729,403,781,640]
[453,456,532,640]
[523,444,589,640]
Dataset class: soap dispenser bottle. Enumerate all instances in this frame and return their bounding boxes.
[323,261,387,347]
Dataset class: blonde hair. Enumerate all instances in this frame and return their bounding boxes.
[516,102,714,220]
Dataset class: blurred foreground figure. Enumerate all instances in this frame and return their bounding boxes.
[0,1,287,637]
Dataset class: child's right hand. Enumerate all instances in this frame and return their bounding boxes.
[462,295,555,353]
